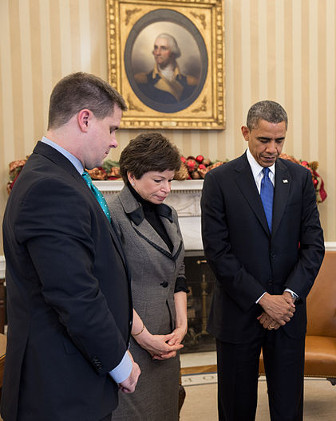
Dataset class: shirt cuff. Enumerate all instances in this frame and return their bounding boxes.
[284,288,299,300]
[256,291,266,304]
[109,351,132,384]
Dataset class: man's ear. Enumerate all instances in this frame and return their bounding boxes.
[241,126,250,142]
[78,109,91,132]
[127,172,135,186]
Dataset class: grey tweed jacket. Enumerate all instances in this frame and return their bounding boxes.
[108,185,185,334]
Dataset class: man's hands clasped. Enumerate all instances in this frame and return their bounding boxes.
[258,291,296,330]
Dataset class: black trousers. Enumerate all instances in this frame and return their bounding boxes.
[216,329,305,421]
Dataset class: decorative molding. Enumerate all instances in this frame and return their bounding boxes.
[93,179,204,192]
[94,180,204,219]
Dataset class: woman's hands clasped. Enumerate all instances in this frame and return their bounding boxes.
[131,297,188,361]
[134,328,184,360]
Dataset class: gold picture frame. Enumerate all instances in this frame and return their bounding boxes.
[106,0,225,129]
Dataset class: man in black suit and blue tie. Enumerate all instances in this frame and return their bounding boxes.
[2,72,140,421]
[201,100,324,421]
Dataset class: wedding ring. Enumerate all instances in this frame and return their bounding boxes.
[268,324,275,330]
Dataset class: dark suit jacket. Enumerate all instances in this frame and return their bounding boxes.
[1,142,132,421]
[201,153,324,344]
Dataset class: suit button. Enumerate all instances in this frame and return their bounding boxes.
[160,281,168,288]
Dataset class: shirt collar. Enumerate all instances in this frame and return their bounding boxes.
[246,148,275,180]
[42,136,84,174]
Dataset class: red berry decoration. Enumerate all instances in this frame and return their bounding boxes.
[313,179,318,186]
[198,164,206,170]
[196,155,204,164]
[181,156,186,163]
[186,159,197,172]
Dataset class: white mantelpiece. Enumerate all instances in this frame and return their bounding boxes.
[95,180,204,251]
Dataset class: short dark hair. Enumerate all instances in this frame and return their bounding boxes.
[47,72,127,129]
[119,133,181,183]
[246,100,288,130]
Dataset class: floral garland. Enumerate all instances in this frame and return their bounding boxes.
[7,153,327,203]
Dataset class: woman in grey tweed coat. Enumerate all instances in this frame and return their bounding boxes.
[108,133,188,420]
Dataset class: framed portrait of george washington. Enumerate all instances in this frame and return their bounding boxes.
[106,0,225,129]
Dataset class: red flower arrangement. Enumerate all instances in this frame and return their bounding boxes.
[6,154,327,203]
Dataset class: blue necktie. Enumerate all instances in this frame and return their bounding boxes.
[82,171,111,222]
[260,167,274,231]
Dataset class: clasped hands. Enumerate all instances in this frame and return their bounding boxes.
[135,326,186,361]
[257,291,296,330]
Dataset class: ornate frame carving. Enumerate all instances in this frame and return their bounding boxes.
[106,0,225,129]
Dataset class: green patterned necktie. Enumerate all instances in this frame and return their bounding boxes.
[82,171,111,222]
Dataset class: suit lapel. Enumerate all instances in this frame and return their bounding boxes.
[234,154,270,235]
[135,219,171,255]
[161,215,183,258]
[272,158,291,236]
[119,186,182,260]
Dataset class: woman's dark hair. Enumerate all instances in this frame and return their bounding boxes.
[119,133,181,183]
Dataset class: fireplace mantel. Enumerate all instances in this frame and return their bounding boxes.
[95,180,204,251]
[94,179,204,195]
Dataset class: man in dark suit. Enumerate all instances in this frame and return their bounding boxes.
[201,100,324,421]
[1,72,140,421]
